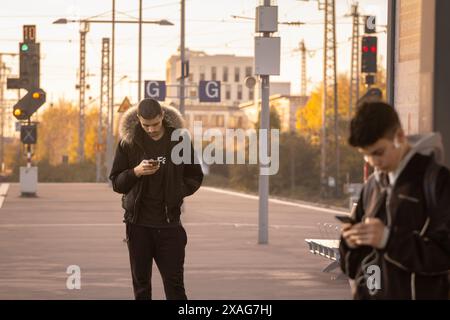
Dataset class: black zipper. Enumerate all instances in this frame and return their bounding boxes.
[165,205,170,223]
[164,134,173,224]
[133,194,139,223]
[132,143,147,224]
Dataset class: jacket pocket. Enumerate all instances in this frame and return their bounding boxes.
[122,186,139,222]
[122,193,133,211]
[166,201,183,222]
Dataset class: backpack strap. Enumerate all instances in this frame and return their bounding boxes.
[423,154,442,213]
[361,175,385,219]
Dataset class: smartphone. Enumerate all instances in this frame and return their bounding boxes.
[335,214,356,224]
[144,159,159,168]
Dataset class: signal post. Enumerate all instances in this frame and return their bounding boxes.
[7,25,45,197]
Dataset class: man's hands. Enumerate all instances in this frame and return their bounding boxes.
[133,159,160,177]
[342,218,387,249]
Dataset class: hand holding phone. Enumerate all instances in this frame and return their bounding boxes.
[135,159,160,177]
[144,159,159,168]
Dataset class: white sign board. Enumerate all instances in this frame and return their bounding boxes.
[254,37,280,76]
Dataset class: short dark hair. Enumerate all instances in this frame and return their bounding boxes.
[348,101,401,148]
[137,98,162,119]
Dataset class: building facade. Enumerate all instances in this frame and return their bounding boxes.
[388,0,450,167]
[166,50,291,134]
[239,94,309,133]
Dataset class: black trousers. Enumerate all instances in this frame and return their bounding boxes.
[126,223,188,300]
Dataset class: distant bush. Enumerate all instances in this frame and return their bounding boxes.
[10,159,97,182]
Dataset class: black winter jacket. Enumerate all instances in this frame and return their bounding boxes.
[340,153,450,300]
[109,105,203,225]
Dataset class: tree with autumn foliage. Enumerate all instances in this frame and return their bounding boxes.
[5,99,108,182]
[33,99,105,165]
[295,69,386,191]
[296,69,386,142]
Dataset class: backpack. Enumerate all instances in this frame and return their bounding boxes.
[423,154,443,212]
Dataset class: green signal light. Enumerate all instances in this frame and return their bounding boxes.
[21,44,29,51]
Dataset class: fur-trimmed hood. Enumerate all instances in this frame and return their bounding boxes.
[119,104,184,145]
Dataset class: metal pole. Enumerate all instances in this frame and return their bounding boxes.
[258,0,272,245]
[259,75,269,245]
[349,4,360,119]
[179,0,185,116]
[320,0,339,197]
[331,0,340,197]
[386,0,396,105]
[356,29,360,105]
[320,6,328,198]
[0,60,5,173]
[97,38,110,182]
[26,118,31,169]
[106,0,115,185]
[320,84,327,197]
[290,134,295,194]
[138,0,142,101]
[300,40,307,96]
[78,23,88,163]
[96,47,102,182]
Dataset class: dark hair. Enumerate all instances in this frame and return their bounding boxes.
[348,101,401,148]
[137,98,162,119]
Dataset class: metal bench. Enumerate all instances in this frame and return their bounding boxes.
[305,238,341,273]
[305,223,346,279]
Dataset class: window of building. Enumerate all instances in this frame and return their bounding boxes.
[211,67,217,81]
[237,84,243,100]
[236,116,243,128]
[225,85,231,100]
[249,88,254,100]
[199,66,205,81]
[194,114,209,126]
[234,67,240,82]
[227,116,235,128]
[222,67,229,82]
[190,87,197,98]
[211,115,225,127]
[245,66,252,77]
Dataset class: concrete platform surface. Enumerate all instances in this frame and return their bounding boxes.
[0,183,351,300]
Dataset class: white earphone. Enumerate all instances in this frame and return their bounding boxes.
[394,137,401,149]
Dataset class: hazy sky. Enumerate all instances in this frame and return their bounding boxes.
[0,0,387,108]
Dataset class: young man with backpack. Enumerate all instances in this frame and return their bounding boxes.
[339,101,450,299]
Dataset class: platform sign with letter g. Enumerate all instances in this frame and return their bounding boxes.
[199,80,221,102]
[144,81,166,101]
